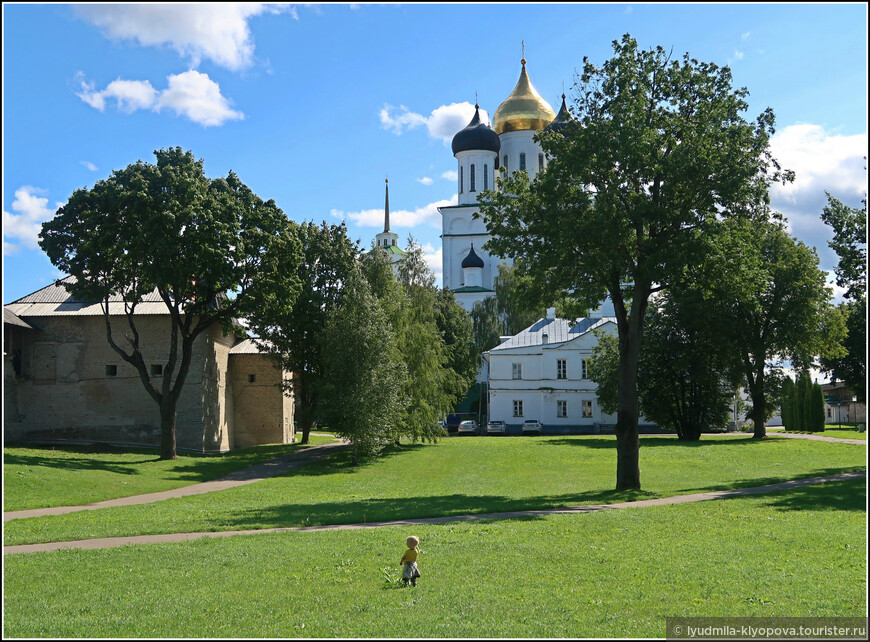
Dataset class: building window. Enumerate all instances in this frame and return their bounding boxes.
[105,364,117,377]
[827,407,832,418]
[582,359,589,379]
[470,164,476,192]
[512,363,523,380]
[392,239,396,246]
[513,400,524,417]
[557,400,567,418]
[151,364,163,376]
[484,164,488,190]
[519,153,526,171]
[557,359,567,380]
[538,153,544,170]
[583,400,593,418]
[503,155,508,172]
[460,166,463,193]
[248,374,256,383]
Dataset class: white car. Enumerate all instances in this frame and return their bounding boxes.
[486,420,507,435]
[521,419,542,435]
[458,420,479,435]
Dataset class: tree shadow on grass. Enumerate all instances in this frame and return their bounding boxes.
[3,450,160,476]
[720,476,867,513]
[676,467,866,500]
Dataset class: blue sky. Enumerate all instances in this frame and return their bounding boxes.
[3,3,867,305]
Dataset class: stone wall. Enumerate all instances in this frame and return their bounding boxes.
[230,353,295,447]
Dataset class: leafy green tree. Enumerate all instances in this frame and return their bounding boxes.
[320,265,406,463]
[479,35,785,489]
[39,148,301,459]
[811,382,826,432]
[396,237,468,441]
[820,193,867,401]
[589,290,735,440]
[700,216,843,438]
[795,370,813,430]
[780,376,795,432]
[246,221,358,444]
[434,288,479,405]
[471,263,544,353]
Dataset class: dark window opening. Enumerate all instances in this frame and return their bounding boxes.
[151,364,163,376]
[248,374,256,383]
[105,364,118,377]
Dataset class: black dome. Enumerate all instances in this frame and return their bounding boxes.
[452,105,501,155]
[545,94,576,134]
[461,244,485,269]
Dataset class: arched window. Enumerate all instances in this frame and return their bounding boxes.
[519,153,526,171]
[470,164,476,192]
[484,164,488,190]
[538,153,544,170]
[459,166,464,193]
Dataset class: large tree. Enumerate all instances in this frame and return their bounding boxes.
[479,35,785,489]
[700,216,843,437]
[39,148,301,459]
[246,221,358,444]
[819,193,867,400]
[320,264,406,463]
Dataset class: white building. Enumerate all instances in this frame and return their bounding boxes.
[439,55,574,311]
[485,302,627,434]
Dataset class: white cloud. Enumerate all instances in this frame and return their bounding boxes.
[2,187,61,255]
[421,243,443,284]
[80,161,99,172]
[77,70,243,127]
[417,177,434,185]
[336,195,457,229]
[742,31,751,40]
[380,102,489,143]
[441,170,458,181]
[769,123,867,271]
[74,4,294,71]
[733,50,744,60]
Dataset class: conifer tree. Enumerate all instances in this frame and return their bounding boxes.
[811,382,826,432]
[780,376,795,432]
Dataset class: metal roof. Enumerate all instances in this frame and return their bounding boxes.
[229,338,274,354]
[6,276,168,317]
[490,315,616,351]
[3,309,36,329]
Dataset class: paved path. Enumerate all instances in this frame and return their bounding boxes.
[5,470,864,556]
[3,440,348,522]
[766,431,866,445]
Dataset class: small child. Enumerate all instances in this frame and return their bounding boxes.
[399,536,421,587]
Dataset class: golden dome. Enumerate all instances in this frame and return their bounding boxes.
[492,59,556,135]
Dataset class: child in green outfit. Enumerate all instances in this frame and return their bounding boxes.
[400,536,421,587]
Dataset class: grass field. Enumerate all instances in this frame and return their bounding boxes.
[4,434,864,546]
[3,477,865,638]
[3,435,337,512]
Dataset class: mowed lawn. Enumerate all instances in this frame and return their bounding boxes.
[4,434,865,546]
[3,477,865,638]
[3,435,337,511]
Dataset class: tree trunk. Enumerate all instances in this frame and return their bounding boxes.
[159,400,178,460]
[298,417,315,445]
[614,305,644,490]
[750,388,767,438]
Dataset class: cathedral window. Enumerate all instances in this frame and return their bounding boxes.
[392,239,396,246]
[519,153,526,171]
[470,164,476,192]
[503,155,508,172]
[539,153,544,170]
[484,164,489,190]
[459,166,463,193]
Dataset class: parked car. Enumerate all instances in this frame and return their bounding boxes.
[486,420,507,435]
[458,420,479,435]
[521,419,543,435]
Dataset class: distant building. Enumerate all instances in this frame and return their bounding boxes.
[370,178,407,273]
[484,300,656,434]
[4,278,294,452]
[822,381,866,425]
[440,54,575,312]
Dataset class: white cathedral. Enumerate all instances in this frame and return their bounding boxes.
[439,54,573,312]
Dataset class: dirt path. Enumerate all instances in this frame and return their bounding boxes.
[5,470,864,556]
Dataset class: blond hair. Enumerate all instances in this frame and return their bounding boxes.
[406,536,419,548]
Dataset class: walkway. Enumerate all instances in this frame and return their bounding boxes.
[5,470,864,555]
[766,431,866,445]
[3,440,348,522]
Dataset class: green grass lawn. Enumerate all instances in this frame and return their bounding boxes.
[3,477,865,638]
[4,434,864,546]
[3,435,337,512]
